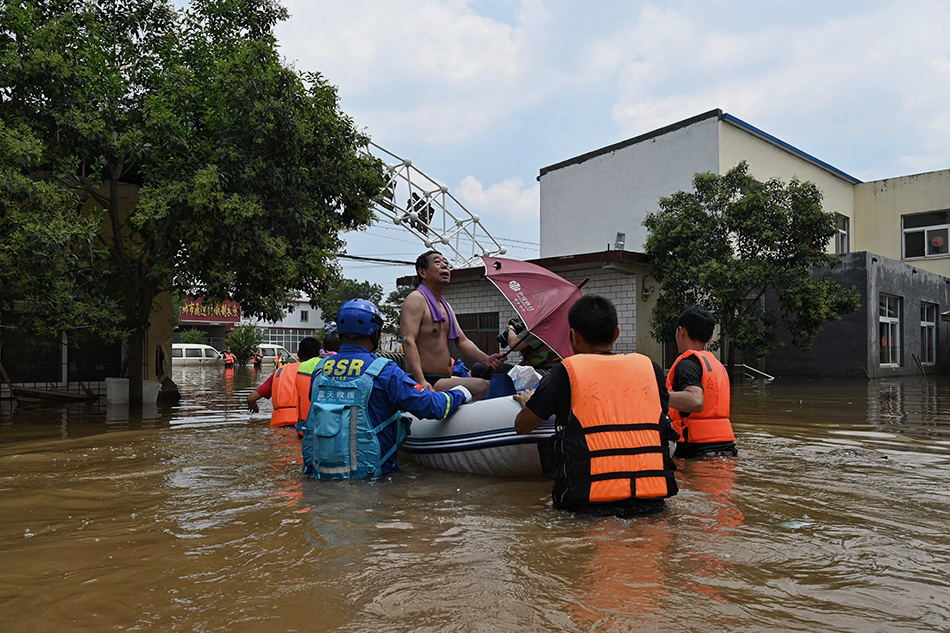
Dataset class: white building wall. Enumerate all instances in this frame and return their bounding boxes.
[241,299,322,330]
[539,115,720,257]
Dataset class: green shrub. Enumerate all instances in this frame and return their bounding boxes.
[226,326,264,366]
[179,328,207,345]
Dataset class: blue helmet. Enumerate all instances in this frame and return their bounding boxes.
[336,299,384,336]
[323,320,339,341]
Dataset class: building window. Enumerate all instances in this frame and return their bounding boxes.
[921,303,937,365]
[835,214,850,254]
[300,310,309,323]
[452,312,499,366]
[903,210,950,259]
[879,294,902,366]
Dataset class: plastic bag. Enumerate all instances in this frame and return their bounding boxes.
[508,365,542,392]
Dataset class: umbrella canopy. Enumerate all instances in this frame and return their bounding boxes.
[481,256,586,360]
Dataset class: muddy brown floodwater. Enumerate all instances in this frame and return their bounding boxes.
[2,366,950,632]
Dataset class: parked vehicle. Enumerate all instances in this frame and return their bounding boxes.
[257,344,296,364]
[172,343,222,365]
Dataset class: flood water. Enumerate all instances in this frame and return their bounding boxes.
[2,366,950,632]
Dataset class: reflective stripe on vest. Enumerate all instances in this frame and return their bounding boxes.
[270,362,303,428]
[666,350,734,444]
[558,353,675,503]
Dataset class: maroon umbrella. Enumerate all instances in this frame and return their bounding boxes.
[481,256,587,360]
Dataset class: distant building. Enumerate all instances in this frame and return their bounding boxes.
[240,297,322,354]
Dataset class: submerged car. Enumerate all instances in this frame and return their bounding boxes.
[256,344,297,364]
[172,343,222,365]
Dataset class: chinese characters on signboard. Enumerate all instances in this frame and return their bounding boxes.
[180,298,241,323]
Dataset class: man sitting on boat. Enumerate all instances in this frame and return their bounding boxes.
[401,250,505,400]
[513,295,679,517]
[301,298,474,479]
[666,307,737,458]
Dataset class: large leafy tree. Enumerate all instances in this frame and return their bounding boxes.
[0,0,384,398]
[313,278,383,323]
[643,162,860,363]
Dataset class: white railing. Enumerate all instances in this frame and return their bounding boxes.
[739,364,774,381]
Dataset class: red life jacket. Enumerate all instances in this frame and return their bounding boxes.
[552,353,677,506]
[666,350,734,444]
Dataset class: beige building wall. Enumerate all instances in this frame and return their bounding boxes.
[853,169,950,278]
[719,121,857,225]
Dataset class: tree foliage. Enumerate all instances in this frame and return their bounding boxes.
[381,286,413,338]
[0,0,384,396]
[225,324,263,366]
[179,328,207,345]
[643,162,861,358]
[313,278,383,323]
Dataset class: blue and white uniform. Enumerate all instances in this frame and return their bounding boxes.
[310,344,467,474]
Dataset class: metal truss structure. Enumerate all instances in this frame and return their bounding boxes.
[369,142,507,268]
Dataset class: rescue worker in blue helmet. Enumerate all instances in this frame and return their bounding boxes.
[300,298,473,479]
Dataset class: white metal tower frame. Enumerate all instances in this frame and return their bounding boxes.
[369,142,507,268]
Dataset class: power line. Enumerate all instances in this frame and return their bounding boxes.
[336,253,415,265]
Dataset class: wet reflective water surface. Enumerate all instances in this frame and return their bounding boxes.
[2,368,950,632]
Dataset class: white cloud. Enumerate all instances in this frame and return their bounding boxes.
[603,2,950,177]
[273,1,950,184]
[455,175,539,224]
[277,0,552,144]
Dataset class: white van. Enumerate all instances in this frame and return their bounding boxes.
[172,343,222,365]
[256,344,296,364]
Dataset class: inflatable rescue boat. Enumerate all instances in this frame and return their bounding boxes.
[401,395,555,476]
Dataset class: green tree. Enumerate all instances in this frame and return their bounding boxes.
[381,286,413,338]
[643,162,860,364]
[225,325,263,366]
[314,279,383,322]
[0,0,384,399]
[0,120,124,341]
[179,328,207,345]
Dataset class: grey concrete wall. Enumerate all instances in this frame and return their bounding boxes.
[763,252,950,377]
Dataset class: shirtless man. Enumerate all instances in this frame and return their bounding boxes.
[401,250,505,400]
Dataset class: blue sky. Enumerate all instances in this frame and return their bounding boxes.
[267,0,950,294]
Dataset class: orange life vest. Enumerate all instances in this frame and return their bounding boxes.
[666,350,734,444]
[553,353,677,506]
[270,362,303,428]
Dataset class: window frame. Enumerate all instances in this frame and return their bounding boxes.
[835,213,850,255]
[451,312,499,367]
[920,302,938,365]
[902,211,950,259]
[879,294,902,367]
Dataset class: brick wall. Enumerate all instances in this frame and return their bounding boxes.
[443,265,639,356]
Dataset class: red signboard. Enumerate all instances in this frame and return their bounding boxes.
[180,297,241,324]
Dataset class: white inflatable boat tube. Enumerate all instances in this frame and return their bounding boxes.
[400,395,555,476]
